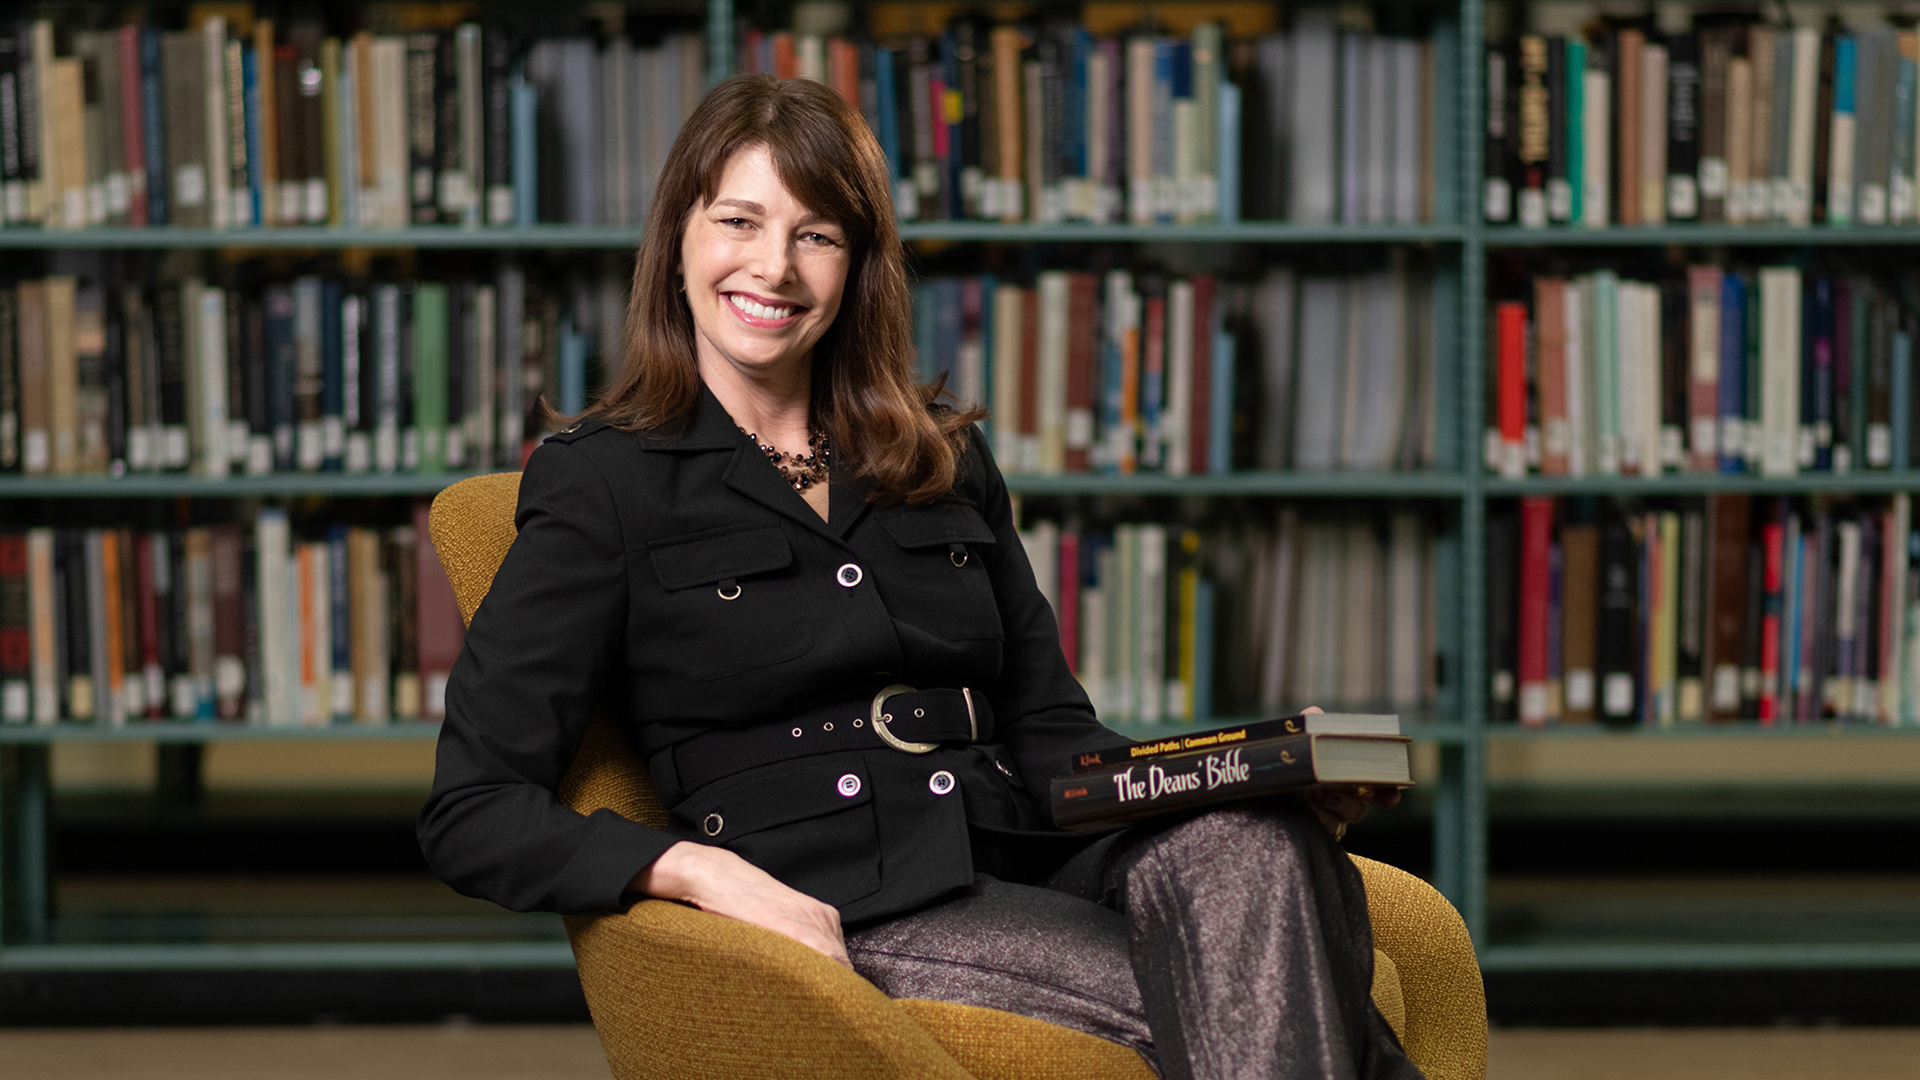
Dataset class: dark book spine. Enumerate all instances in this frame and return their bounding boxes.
[1515,35,1548,227]
[1698,28,1731,222]
[445,279,468,469]
[321,281,343,471]
[406,33,439,225]
[1,32,22,222]
[15,23,41,222]
[1812,30,1836,226]
[1598,518,1639,724]
[0,286,17,471]
[1832,279,1852,469]
[1812,276,1834,471]
[434,32,460,223]
[60,532,91,721]
[1868,289,1893,468]
[223,285,246,472]
[104,301,126,473]
[1661,281,1688,472]
[482,29,512,225]
[1739,531,1765,720]
[139,28,166,225]
[153,285,188,471]
[265,285,295,472]
[1666,32,1700,220]
[1546,36,1569,222]
[1678,506,1706,720]
[293,25,325,223]
[1485,44,1513,222]
[1053,733,1321,830]
[388,524,418,716]
[954,19,982,218]
[242,293,267,472]
[1487,507,1518,721]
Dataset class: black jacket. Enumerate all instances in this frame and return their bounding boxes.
[417,386,1130,924]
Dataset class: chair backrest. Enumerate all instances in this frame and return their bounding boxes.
[428,473,667,830]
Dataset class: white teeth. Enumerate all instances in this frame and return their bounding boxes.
[729,294,793,320]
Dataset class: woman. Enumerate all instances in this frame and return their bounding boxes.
[419,74,1420,1080]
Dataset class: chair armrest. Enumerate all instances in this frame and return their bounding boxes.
[1351,856,1489,1080]
[566,900,975,1080]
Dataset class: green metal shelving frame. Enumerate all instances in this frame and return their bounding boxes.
[5,0,1918,979]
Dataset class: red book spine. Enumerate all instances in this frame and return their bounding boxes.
[929,73,950,164]
[1188,275,1214,475]
[1057,529,1080,674]
[414,503,465,721]
[773,33,797,81]
[1018,286,1039,466]
[742,30,765,76]
[1064,274,1097,473]
[832,39,861,108]
[0,535,28,719]
[1518,497,1555,725]
[1758,522,1782,723]
[118,26,148,227]
[1496,301,1529,477]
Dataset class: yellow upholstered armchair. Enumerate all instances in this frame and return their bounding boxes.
[429,472,1488,1080]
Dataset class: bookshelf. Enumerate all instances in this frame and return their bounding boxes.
[2,0,1913,988]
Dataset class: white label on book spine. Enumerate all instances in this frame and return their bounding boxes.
[1603,672,1635,717]
[1547,179,1572,222]
[1484,177,1512,221]
[23,431,48,473]
[175,164,206,208]
[488,186,514,225]
[1667,175,1698,219]
[2,682,26,722]
[1699,157,1727,197]
[107,173,130,214]
[1869,425,1892,468]
[305,180,328,223]
[1712,664,1740,711]
[1565,669,1595,711]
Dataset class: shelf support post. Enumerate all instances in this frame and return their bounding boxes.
[1,745,53,946]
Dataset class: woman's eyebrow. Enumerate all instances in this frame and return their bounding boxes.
[710,198,766,214]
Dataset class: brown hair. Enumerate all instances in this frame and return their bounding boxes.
[585,74,983,504]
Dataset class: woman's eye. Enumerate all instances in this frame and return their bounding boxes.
[720,217,753,229]
[802,232,842,247]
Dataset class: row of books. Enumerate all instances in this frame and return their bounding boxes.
[919,262,1437,477]
[1020,510,1437,725]
[0,14,705,230]
[0,6,1452,233]
[1488,16,1920,228]
[1489,494,1916,726]
[0,506,464,727]
[0,258,626,477]
[1485,265,1920,479]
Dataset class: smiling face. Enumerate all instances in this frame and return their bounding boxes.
[680,143,852,398]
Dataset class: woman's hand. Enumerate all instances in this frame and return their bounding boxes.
[1294,705,1402,840]
[631,841,852,967]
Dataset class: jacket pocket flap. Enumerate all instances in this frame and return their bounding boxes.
[674,758,872,839]
[880,501,998,549]
[649,524,793,590]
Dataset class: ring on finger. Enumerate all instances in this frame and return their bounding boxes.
[1333,822,1348,841]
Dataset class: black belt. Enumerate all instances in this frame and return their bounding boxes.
[668,686,992,792]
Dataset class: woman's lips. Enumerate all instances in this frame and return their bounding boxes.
[725,291,804,328]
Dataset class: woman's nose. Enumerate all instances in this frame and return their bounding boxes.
[746,233,794,284]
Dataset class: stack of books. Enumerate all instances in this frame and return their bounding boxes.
[1485,266,1919,479]
[0,504,464,727]
[1489,493,1916,726]
[1488,17,1920,228]
[1020,510,1437,726]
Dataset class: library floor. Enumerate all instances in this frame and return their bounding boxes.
[4,1025,1919,1079]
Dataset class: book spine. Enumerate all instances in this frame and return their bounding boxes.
[1667,33,1700,220]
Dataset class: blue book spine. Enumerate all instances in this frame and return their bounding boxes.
[243,48,264,228]
[511,75,537,226]
[1565,39,1586,225]
[1209,328,1234,473]
[1832,36,1857,227]
[327,525,350,722]
[140,28,168,225]
[922,283,942,381]
[1718,274,1746,472]
[935,278,961,380]
[1216,81,1241,223]
[1896,58,1918,218]
[1067,30,1090,183]
[320,282,344,472]
[559,315,585,415]
[1192,578,1215,721]
[1894,327,1912,468]
[874,48,901,183]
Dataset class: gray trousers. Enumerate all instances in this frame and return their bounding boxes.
[844,804,1426,1080]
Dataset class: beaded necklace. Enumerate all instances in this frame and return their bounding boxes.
[740,426,831,492]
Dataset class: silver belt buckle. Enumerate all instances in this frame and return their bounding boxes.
[871,684,978,754]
